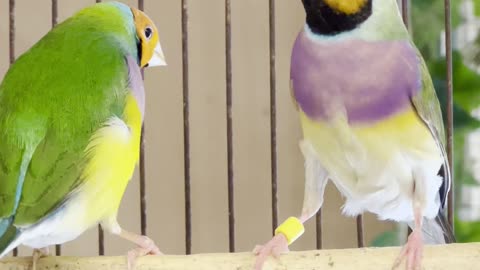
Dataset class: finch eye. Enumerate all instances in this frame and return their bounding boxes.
[145,27,153,40]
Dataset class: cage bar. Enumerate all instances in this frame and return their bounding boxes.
[9,0,17,258]
[51,0,61,256]
[225,0,235,253]
[9,0,15,66]
[356,216,364,248]
[51,0,57,28]
[316,210,322,249]
[181,0,192,255]
[98,225,104,255]
[443,0,454,226]
[139,127,147,236]
[401,0,412,240]
[355,215,364,246]
[95,0,105,256]
[97,0,104,257]
[268,0,279,235]
[401,0,409,29]
[137,0,148,239]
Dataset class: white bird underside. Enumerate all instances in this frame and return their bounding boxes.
[17,193,97,249]
[300,110,444,223]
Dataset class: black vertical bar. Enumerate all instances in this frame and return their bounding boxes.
[139,128,147,236]
[137,0,147,238]
[315,210,322,249]
[55,244,61,256]
[444,0,454,227]
[96,0,103,253]
[51,0,61,256]
[95,0,103,256]
[356,215,364,247]
[225,0,235,253]
[98,225,104,255]
[401,0,409,30]
[401,0,413,240]
[51,0,57,28]
[268,0,278,234]
[181,0,192,255]
[9,0,17,258]
[9,0,15,65]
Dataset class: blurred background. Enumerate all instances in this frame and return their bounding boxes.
[372,0,480,246]
[0,0,479,257]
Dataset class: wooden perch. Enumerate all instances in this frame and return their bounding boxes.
[1,243,479,270]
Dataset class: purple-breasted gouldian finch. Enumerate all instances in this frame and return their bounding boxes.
[254,0,455,269]
[0,2,165,269]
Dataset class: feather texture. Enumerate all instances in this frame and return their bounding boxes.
[0,3,145,255]
[291,0,454,241]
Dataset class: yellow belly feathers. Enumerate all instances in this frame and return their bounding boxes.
[299,106,441,195]
[78,93,142,226]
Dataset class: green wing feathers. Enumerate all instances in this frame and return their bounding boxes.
[0,221,18,255]
[14,137,87,225]
[411,52,447,147]
[410,47,451,206]
[0,142,27,218]
[0,107,90,228]
[0,4,131,238]
[0,2,139,256]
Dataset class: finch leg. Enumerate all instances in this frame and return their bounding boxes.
[31,247,49,270]
[393,168,428,270]
[253,140,329,270]
[101,218,162,270]
[393,208,424,270]
[118,229,162,270]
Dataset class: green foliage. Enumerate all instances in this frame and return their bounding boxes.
[371,1,480,246]
[429,52,480,114]
[420,53,480,243]
[455,220,480,242]
[370,230,401,247]
[412,0,461,59]
[370,54,480,246]
[476,0,480,16]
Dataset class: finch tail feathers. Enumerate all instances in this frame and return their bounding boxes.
[0,218,19,258]
[413,210,455,244]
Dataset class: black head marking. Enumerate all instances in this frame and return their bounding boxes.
[301,0,372,36]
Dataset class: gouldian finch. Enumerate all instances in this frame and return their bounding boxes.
[254,0,455,269]
[0,2,165,269]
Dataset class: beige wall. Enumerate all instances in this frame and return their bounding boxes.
[0,0,394,257]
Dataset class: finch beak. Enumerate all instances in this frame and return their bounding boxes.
[147,42,166,67]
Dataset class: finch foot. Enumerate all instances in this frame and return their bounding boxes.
[393,229,424,270]
[120,231,162,270]
[253,234,289,270]
[31,247,49,270]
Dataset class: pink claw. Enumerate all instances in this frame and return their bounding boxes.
[253,234,289,270]
[393,229,424,270]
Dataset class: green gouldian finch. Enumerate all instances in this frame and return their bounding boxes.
[0,2,165,269]
[254,0,455,269]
